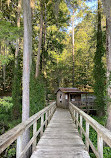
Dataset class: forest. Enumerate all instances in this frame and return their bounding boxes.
[0,0,111,157]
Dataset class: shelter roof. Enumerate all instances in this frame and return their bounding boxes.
[56,87,92,94]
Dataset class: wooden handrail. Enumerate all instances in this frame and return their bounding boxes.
[0,102,56,157]
[69,102,111,158]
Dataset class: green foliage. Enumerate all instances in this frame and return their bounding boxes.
[0,96,21,133]
[12,54,22,119]
[0,97,13,128]
[0,97,13,110]
[0,54,14,65]
[0,20,21,41]
[7,147,16,158]
[93,1,106,116]
[30,63,46,116]
[103,147,111,158]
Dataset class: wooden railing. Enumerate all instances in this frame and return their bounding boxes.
[69,102,111,158]
[0,102,56,158]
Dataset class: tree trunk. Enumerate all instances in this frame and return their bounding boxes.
[72,9,74,87]
[93,0,105,116]
[15,0,21,66]
[35,1,43,78]
[22,0,32,157]
[102,0,111,38]
[101,0,111,130]
[12,0,21,119]
[3,45,6,91]
[106,16,111,131]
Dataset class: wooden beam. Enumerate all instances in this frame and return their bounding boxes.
[32,121,37,152]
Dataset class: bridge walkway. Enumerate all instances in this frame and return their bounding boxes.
[31,108,90,158]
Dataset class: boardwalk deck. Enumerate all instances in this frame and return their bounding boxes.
[31,108,90,158]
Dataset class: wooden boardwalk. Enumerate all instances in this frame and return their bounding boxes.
[31,108,90,158]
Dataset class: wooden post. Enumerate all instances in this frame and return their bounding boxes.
[32,121,37,152]
[40,114,44,137]
[69,94,70,102]
[86,122,89,151]
[86,93,89,114]
[97,134,103,158]
[49,109,51,121]
[45,111,48,128]
[51,107,53,117]
[80,115,83,136]
[73,110,76,124]
[76,112,78,128]
[16,134,23,158]
[48,110,50,124]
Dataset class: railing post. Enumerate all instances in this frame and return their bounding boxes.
[48,110,50,124]
[16,134,23,158]
[52,106,55,116]
[86,122,89,151]
[51,107,53,118]
[97,134,103,158]
[49,108,51,121]
[73,110,75,124]
[76,112,78,129]
[80,115,83,136]
[40,114,44,137]
[32,121,37,152]
[45,111,48,128]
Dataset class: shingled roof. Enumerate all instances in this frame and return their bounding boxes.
[56,87,91,94]
[57,87,82,93]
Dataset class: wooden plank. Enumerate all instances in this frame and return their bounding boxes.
[80,115,83,136]
[31,108,90,158]
[40,115,44,137]
[16,134,23,158]
[97,134,103,158]
[86,122,89,151]
[32,121,37,152]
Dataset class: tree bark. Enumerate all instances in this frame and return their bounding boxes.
[106,16,111,131]
[12,0,22,120]
[15,0,21,66]
[22,0,32,157]
[101,0,111,130]
[102,0,111,38]
[72,9,74,87]
[35,1,43,78]
[3,45,6,91]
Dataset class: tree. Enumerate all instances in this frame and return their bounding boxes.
[93,0,105,116]
[106,13,111,130]
[72,10,75,87]
[22,0,32,156]
[66,0,88,87]
[12,0,22,119]
[35,0,43,78]
[102,0,111,38]
[101,0,111,130]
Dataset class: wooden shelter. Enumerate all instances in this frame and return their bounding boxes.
[56,87,94,109]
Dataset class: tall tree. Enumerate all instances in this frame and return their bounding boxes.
[102,0,111,130]
[93,0,105,116]
[66,0,87,87]
[106,17,111,130]
[72,9,75,87]
[102,0,111,38]
[22,0,32,156]
[35,0,43,78]
[12,0,22,119]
